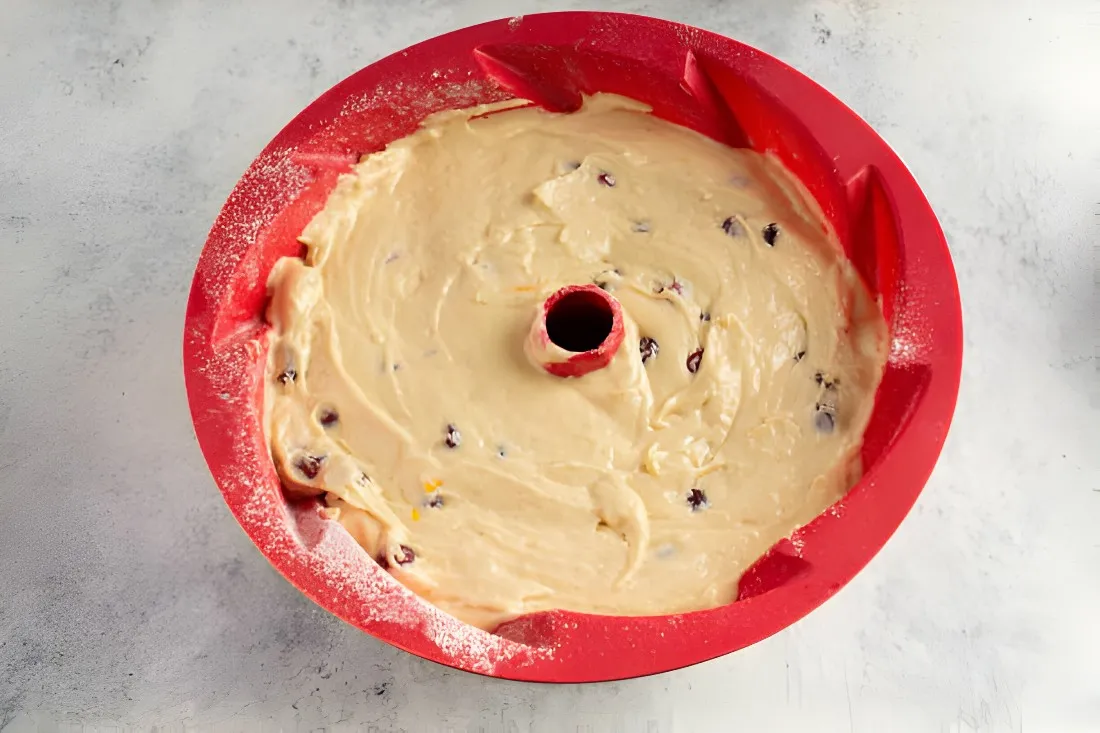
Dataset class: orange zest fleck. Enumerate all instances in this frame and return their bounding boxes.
[411,508,421,521]
[512,285,537,292]
[423,479,443,493]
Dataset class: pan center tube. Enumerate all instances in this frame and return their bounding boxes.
[525,284,625,378]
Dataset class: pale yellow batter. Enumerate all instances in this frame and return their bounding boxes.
[265,94,887,630]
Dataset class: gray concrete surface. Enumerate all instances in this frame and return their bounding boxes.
[1,0,1097,730]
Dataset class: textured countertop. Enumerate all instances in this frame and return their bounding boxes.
[1,1,1097,731]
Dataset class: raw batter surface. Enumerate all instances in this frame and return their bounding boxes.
[265,94,887,629]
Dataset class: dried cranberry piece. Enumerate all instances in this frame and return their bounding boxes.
[444,424,461,449]
[426,493,444,509]
[597,172,616,187]
[593,267,621,291]
[687,488,709,511]
[721,216,744,237]
[318,408,338,427]
[395,545,416,565]
[639,337,659,364]
[814,405,836,434]
[295,454,325,480]
[794,350,806,363]
[700,312,711,322]
[277,367,297,385]
[762,223,779,246]
[686,348,704,374]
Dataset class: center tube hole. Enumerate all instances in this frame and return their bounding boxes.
[546,290,614,353]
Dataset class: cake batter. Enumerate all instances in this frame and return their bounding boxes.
[265,94,887,629]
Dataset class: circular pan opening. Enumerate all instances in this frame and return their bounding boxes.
[546,290,614,352]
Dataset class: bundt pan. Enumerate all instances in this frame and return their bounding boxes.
[183,11,962,682]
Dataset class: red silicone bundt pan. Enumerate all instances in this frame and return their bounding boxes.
[184,12,962,682]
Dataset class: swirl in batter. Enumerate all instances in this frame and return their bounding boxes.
[265,94,887,629]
